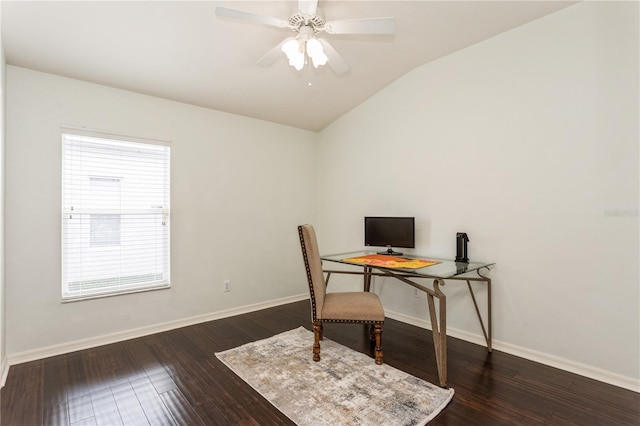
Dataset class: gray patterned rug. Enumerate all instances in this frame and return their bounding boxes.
[215,327,454,425]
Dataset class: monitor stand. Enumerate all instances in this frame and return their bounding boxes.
[377,246,403,256]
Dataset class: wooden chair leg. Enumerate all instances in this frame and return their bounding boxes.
[373,323,383,365]
[313,321,322,362]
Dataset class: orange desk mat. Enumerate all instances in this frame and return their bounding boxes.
[342,254,440,269]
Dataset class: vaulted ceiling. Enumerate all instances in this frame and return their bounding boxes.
[2,1,576,131]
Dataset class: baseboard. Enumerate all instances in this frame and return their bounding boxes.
[5,293,309,376]
[0,356,9,388]
[386,309,640,393]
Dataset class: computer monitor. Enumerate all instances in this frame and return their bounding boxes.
[364,216,415,255]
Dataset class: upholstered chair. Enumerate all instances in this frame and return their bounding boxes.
[298,224,385,364]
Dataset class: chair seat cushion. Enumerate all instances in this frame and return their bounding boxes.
[320,292,385,322]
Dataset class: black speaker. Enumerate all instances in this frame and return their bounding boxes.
[455,232,469,263]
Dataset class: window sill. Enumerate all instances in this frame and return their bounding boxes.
[61,283,171,303]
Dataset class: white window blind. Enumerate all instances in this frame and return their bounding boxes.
[62,130,170,301]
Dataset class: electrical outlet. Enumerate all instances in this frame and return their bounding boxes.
[223,280,231,292]
[413,288,420,299]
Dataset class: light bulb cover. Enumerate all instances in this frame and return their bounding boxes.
[311,51,328,68]
[281,39,301,60]
[289,51,305,70]
[307,38,328,68]
[306,38,323,57]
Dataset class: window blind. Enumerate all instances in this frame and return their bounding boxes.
[61,131,170,301]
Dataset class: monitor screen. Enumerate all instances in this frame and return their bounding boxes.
[364,217,415,252]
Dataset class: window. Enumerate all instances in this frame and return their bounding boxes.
[62,129,170,301]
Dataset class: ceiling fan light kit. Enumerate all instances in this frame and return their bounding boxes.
[281,27,328,71]
[216,0,395,76]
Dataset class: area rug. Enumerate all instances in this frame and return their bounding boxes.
[215,327,454,425]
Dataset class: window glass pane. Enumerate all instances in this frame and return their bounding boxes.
[90,214,121,248]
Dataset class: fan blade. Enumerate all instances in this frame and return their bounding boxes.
[256,38,292,67]
[318,39,349,75]
[215,6,290,29]
[324,17,395,35]
[298,0,318,16]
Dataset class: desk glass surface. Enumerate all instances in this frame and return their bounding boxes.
[320,251,494,279]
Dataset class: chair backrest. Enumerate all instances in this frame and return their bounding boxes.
[298,224,326,321]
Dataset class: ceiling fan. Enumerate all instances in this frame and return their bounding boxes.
[215,0,395,75]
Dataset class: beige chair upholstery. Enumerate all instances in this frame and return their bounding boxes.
[298,224,385,364]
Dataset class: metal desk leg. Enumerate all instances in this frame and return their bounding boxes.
[465,269,492,352]
[363,266,372,292]
[481,271,492,352]
[427,279,447,387]
[487,278,492,351]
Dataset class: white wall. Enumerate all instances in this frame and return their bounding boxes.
[318,1,639,388]
[0,3,7,383]
[5,66,317,356]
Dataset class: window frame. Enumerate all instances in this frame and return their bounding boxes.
[61,127,171,302]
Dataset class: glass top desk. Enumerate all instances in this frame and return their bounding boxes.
[321,251,495,387]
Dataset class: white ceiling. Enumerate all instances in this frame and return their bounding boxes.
[2,1,577,132]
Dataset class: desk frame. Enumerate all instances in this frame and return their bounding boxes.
[323,266,492,387]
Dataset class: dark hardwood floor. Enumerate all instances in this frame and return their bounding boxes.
[1,300,638,425]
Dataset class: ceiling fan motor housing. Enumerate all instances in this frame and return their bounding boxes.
[289,9,324,32]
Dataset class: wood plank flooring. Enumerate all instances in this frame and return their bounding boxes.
[1,300,638,425]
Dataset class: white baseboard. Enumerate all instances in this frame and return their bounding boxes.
[3,293,309,386]
[0,357,8,388]
[386,309,640,393]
